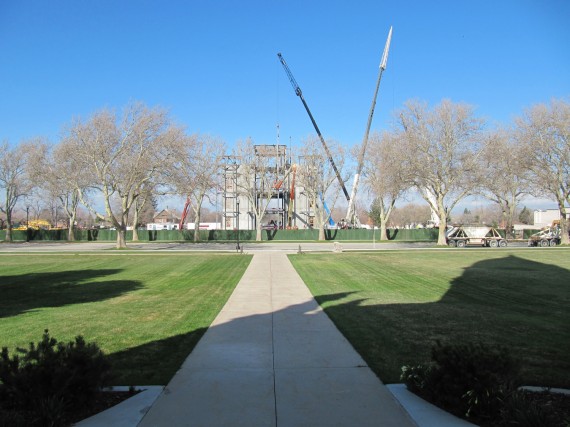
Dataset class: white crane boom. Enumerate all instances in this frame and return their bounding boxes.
[346,26,392,227]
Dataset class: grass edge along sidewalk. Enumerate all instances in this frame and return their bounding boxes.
[289,248,570,389]
[0,253,252,385]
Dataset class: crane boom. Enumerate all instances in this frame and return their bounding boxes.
[346,26,392,227]
[277,53,350,202]
[179,196,191,230]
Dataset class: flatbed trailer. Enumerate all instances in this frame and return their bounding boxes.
[446,226,507,248]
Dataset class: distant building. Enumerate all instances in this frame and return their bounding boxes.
[534,209,560,228]
[146,222,179,231]
[186,222,221,230]
[153,209,181,225]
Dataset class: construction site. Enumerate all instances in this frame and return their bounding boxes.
[219,28,394,233]
[221,146,300,231]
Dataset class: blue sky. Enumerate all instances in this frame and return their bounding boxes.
[1,1,569,212]
[2,0,568,148]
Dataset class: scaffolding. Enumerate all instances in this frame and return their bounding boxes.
[221,156,239,230]
[219,144,331,231]
[254,144,289,230]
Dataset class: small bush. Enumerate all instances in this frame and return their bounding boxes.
[401,341,521,421]
[0,330,111,426]
[400,364,434,396]
[500,390,558,427]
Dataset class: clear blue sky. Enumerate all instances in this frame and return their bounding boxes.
[1,0,569,153]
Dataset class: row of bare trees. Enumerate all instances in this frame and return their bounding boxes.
[2,98,568,246]
[1,102,345,247]
[1,103,225,248]
[364,98,570,245]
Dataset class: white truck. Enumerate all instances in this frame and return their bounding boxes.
[446,226,507,248]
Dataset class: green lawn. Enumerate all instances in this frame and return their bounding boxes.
[289,248,570,387]
[0,253,251,385]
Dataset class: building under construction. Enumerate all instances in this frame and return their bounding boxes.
[221,145,316,231]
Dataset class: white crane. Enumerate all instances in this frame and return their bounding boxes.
[346,26,393,227]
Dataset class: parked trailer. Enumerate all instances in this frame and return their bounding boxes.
[446,226,507,248]
[528,223,561,247]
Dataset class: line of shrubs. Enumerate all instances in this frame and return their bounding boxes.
[401,341,568,426]
[0,330,111,426]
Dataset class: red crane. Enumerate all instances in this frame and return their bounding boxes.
[179,197,191,231]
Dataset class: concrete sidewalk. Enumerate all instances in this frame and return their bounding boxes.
[138,252,416,427]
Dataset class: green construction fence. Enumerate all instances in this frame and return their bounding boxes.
[0,227,541,243]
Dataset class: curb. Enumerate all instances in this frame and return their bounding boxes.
[387,384,477,427]
[74,386,164,427]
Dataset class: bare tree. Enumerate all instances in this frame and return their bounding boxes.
[364,131,409,240]
[297,136,347,241]
[28,141,89,240]
[478,128,529,237]
[168,134,225,241]
[62,102,183,248]
[389,203,432,228]
[397,99,485,244]
[131,183,157,241]
[453,203,503,226]
[0,140,38,241]
[516,99,570,244]
[199,207,218,223]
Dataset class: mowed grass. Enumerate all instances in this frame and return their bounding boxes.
[289,249,570,387]
[0,253,252,385]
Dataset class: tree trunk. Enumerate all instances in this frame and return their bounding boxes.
[380,223,388,241]
[5,210,13,242]
[437,200,447,245]
[67,211,77,241]
[559,203,569,245]
[65,193,79,242]
[255,217,263,242]
[131,207,140,241]
[194,212,201,242]
[318,227,325,241]
[379,201,393,241]
[437,223,447,245]
[116,227,127,249]
[506,201,516,239]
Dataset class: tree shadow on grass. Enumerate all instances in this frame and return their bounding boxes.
[88,254,569,405]
[105,293,355,386]
[102,293,420,427]
[107,328,208,386]
[0,269,143,318]
[312,254,570,387]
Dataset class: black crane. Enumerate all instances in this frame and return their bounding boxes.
[277,53,350,202]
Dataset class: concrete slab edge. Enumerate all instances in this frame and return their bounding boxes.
[520,386,570,395]
[387,384,570,427]
[386,384,477,427]
[74,385,164,427]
